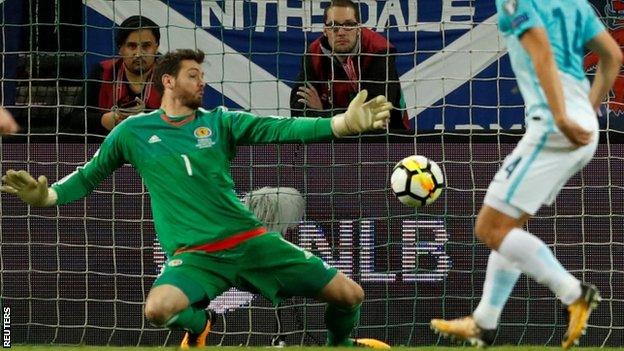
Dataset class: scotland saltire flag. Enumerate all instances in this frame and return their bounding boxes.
[83,0,529,132]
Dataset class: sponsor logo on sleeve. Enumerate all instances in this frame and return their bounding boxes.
[511,13,529,29]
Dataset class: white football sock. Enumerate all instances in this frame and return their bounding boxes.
[498,228,581,305]
[473,250,521,330]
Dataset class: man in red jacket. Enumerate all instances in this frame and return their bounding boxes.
[74,15,162,136]
[290,0,408,130]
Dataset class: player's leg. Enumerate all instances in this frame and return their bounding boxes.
[431,202,591,347]
[432,139,534,345]
[317,271,362,346]
[477,204,600,349]
[144,284,191,326]
[433,137,600,348]
[237,232,389,348]
[147,252,232,348]
[144,284,213,346]
[472,251,521,331]
[431,207,528,346]
[476,140,600,349]
[477,204,582,304]
[316,273,390,349]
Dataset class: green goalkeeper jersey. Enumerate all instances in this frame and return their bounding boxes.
[52,107,334,256]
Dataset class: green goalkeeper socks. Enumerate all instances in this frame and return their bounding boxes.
[166,307,208,334]
[325,303,361,346]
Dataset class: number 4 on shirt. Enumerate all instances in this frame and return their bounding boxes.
[504,156,522,179]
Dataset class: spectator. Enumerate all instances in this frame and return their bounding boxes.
[290,0,407,130]
[74,15,162,135]
[0,107,19,135]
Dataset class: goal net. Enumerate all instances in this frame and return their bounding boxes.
[0,0,622,347]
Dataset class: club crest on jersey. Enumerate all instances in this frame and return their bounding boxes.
[168,259,183,267]
[194,126,215,149]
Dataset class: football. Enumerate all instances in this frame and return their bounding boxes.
[390,155,444,207]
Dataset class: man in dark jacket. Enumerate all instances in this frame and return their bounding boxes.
[290,0,408,130]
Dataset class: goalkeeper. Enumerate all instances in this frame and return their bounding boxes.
[0,49,392,349]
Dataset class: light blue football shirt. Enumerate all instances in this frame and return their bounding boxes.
[496,0,605,118]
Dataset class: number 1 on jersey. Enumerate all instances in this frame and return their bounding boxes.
[181,154,193,176]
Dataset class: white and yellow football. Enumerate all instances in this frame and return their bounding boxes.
[390,155,444,208]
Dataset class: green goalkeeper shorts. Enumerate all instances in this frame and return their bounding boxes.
[153,232,338,305]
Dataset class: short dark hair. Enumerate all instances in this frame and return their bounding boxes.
[154,49,205,95]
[323,0,361,24]
[116,15,161,48]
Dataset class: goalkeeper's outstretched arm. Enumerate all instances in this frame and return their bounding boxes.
[229,89,392,145]
[1,124,125,206]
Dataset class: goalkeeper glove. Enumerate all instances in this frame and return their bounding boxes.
[1,170,57,207]
[331,90,393,137]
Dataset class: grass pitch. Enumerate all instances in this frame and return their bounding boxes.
[6,347,624,351]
